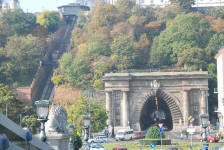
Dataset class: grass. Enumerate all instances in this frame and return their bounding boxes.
[102,141,224,150]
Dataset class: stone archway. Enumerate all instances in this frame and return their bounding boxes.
[139,90,183,131]
[103,72,210,131]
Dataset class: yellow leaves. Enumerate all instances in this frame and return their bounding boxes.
[211,19,224,33]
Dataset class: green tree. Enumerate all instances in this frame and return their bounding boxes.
[21,106,40,134]
[170,0,195,12]
[204,7,224,19]
[146,126,165,139]
[205,33,224,63]
[73,133,82,150]
[0,83,24,123]
[177,47,207,70]
[1,9,37,35]
[65,96,107,132]
[115,0,135,19]
[37,11,60,33]
[77,12,88,29]
[149,13,214,66]
[111,35,139,70]
[1,35,43,87]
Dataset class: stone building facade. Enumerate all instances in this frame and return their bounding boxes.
[103,72,210,131]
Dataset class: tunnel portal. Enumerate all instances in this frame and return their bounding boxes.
[140,94,173,131]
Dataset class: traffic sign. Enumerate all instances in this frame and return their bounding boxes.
[150,143,155,148]
[159,128,164,133]
[158,123,163,128]
[188,116,194,123]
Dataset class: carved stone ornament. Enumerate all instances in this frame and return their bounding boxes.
[150,80,160,95]
[46,104,68,134]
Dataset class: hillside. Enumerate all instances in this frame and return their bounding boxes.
[52,1,224,118]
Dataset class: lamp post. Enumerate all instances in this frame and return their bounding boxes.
[82,114,91,150]
[68,124,75,150]
[200,114,209,150]
[35,100,51,142]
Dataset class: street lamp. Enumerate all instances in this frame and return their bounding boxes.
[83,114,91,141]
[35,100,51,142]
[82,115,91,150]
[68,124,75,150]
[200,114,209,150]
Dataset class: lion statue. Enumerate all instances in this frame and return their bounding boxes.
[46,104,68,134]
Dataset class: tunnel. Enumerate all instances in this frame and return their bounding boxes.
[139,93,173,131]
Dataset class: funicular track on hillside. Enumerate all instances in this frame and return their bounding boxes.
[31,18,76,103]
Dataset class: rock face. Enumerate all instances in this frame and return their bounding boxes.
[46,104,69,150]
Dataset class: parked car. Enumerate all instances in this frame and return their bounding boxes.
[90,143,107,150]
[112,147,128,150]
[88,135,107,143]
[200,135,219,143]
[115,129,134,141]
[134,131,143,139]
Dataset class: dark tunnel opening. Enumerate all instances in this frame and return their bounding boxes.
[139,95,173,131]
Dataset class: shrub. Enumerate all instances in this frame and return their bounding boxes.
[73,133,82,150]
[145,126,165,139]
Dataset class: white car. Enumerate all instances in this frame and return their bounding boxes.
[115,129,134,141]
[88,136,107,143]
[90,143,108,150]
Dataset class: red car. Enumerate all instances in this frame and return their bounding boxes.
[134,131,143,139]
[200,135,219,143]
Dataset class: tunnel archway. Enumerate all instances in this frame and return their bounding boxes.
[139,90,183,131]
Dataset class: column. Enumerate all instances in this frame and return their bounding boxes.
[200,90,208,114]
[105,91,112,126]
[122,91,129,127]
[183,90,189,127]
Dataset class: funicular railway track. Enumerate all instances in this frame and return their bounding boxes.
[31,17,77,102]
[31,3,90,103]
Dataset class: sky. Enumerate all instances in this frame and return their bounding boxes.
[20,0,77,13]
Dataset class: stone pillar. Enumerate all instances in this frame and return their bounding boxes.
[122,91,129,127]
[200,89,208,114]
[183,90,189,126]
[105,91,112,126]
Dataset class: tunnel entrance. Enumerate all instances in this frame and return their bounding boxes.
[140,94,173,131]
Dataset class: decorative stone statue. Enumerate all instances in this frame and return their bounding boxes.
[46,104,68,134]
[45,104,69,150]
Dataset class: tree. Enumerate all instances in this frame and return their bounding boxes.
[177,47,207,70]
[87,4,120,32]
[1,35,43,86]
[204,7,224,19]
[22,106,40,134]
[1,9,37,35]
[65,96,107,132]
[205,33,224,63]
[111,35,139,70]
[0,83,24,123]
[77,12,88,29]
[73,133,82,150]
[145,126,165,139]
[37,11,60,33]
[149,13,215,66]
[170,0,195,12]
[115,0,135,19]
